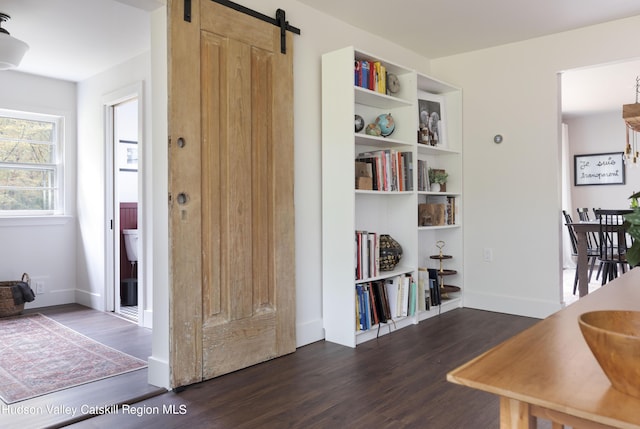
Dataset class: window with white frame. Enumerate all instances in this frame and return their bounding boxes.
[0,109,64,215]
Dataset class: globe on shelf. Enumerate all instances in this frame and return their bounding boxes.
[365,123,382,136]
[375,113,395,137]
[355,114,364,132]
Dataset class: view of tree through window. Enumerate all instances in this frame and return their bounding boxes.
[0,110,62,213]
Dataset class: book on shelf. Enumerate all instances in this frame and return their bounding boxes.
[355,290,361,331]
[427,268,441,306]
[418,195,456,226]
[355,280,393,331]
[355,231,380,281]
[384,277,399,320]
[367,283,380,325]
[354,59,388,94]
[405,152,413,191]
[356,275,417,331]
[446,196,456,225]
[409,279,416,316]
[372,281,388,324]
[356,284,365,330]
[372,273,416,321]
[355,161,373,190]
[375,281,391,322]
[399,275,409,317]
[356,150,413,192]
[418,267,429,311]
[417,159,430,192]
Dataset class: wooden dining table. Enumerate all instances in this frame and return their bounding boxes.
[447,268,640,429]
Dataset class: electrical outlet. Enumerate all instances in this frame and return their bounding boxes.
[35,281,44,294]
[483,248,493,262]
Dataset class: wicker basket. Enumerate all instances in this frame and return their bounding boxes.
[0,273,30,317]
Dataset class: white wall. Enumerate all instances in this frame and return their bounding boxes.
[213,0,432,348]
[76,52,152,314]
[0,71,77,308]
[565,112,640,212]
[430,15,640,317]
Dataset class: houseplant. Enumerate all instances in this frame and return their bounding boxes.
[624,191,640,267]
[428,168,448,192]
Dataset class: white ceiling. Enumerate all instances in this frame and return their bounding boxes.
[297,0,640,60]
[3,0,640,115]
[561,59,640,117]
[0,0,161,82]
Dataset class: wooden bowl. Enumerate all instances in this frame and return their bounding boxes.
[578,310,640,398]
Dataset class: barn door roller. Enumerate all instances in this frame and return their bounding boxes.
[184,0,301,54]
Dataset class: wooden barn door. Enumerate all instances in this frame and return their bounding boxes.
[168,0,296,387]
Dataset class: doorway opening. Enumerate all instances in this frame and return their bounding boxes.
[105,83,144,325]
[559,59,640,303]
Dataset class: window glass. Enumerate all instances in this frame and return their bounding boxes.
[0,110,63,215]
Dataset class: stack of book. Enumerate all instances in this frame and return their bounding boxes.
[446,196,456,225]
[354,60,387,94]
[355,231,379,281]
[356,150,413,192]
[355,274,417,331]
[426,268,442,307]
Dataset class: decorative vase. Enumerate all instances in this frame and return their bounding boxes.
[430,183,440,192]
[379,234,403,271]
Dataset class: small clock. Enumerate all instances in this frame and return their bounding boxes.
[386,73,400,94]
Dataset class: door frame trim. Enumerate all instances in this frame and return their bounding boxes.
[103,81,145,322]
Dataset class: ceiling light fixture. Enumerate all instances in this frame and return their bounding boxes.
[0,13,29,70]
[623,77,640,166]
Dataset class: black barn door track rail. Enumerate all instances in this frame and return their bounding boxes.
[184,0,301,54]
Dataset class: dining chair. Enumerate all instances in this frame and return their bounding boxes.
[576,207,591,221]
[576,207,600,249]
[563,210,599,294]
[576,207,603,280]
[595,209,633,285]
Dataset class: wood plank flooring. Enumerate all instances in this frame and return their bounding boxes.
[65,308,549,429]
[2,304,164,429]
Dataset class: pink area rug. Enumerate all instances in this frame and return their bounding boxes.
[0,313,147,404]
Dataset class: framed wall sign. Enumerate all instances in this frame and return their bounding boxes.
[119,140,138,172]
[574,152,625,186]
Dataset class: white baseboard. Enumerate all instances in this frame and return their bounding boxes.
[74,288,104,311]
[147,356,170,389]
[143,309,153,328]
[463,290,562,319]
[296,317,324,347]
[23,289,76,310]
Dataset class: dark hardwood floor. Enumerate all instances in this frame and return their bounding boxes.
[2,304,164,429]
[63,308,551,429]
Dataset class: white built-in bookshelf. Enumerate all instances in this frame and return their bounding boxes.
[321,46,463,347]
